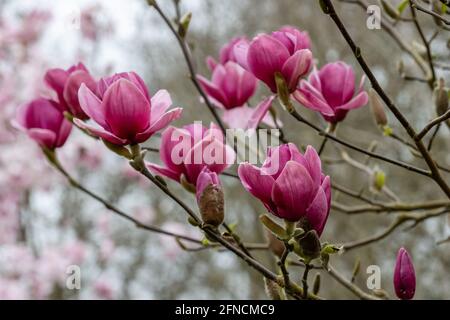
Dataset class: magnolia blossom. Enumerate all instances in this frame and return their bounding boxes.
[206,36,249,71]
[147,123,235,186]
[13,98,72,149]
[394,247,416,300]
[235,26,312,93]
[45,62,97,119]
[198,61,277,129]
[238,143,331,235]
[294,62,368,123]
[74,72,182,146]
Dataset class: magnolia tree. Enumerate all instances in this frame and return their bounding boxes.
[3,0,450,299]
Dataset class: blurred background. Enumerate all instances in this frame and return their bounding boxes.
[0,0,449,299]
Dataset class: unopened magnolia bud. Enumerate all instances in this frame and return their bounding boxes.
[312,273,321,295]
[196,170,224,227]
[264,277,284,300]
[394,247,416,300]
[369,88,388,127]
[265,230,285,258]
[298,230,321,261]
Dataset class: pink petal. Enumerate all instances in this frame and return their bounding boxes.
[27,128,57,149]
[74,118,127,145]
[78,83,107,128]
[238,162,275,207]
[44,68,69,98]
[146,162,181,182]
[233,40,250,70]
[150,89,172,121]
[271,160,315,221]
[293,83,335,116]
[319,62,355,107]
[247,34,290,92]
[55,118,72,147]
[197,75,228,108]
[262,143,303,179]
[305,186,329,236]
[247,96,275,130]
[135,108,183,143]
[103,79,151,139]
[222,107,254,129]
[281,49,312,92]
[63,70,96,119]
[159,126,192,172]
[335,91,368,111]
[304,145,322,186]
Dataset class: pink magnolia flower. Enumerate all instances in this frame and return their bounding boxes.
[74,72,182,146]
[394,247,416,300]
[198,61,257,110]
[238,143,331,235]
[13,98,72,149]
[198,61,278,129]
[44,62,97,119]
[147,123,235,186]
[235,26,312,93]
[206,36,249,71]
[293,62,369,123]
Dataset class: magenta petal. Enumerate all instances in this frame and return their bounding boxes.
[78,84,107,128]
[55,118,72,147]
[149,107,182,133]
[197,75,228,108]
[293,83,335,116]
[150,89,172,121]
[135,108,183,143]
[63,70,96,119]
[272,160,315,221]
[233,40,250,70]
[159,126,191,172]
[103,79,151,139]
[305,187,329,236]
[27,128,57,149]
[247,96,275,130]
[281,49,312,92]
[262,143,302,179]
[146,162,181,182]
[238,162,275,207]
[196,168,220,202]
[320,62,355,107]
[304,145,322,186]
[335,91,368,111]
[248,35,290,92]
[222,107,254,129]
[74,118,127,145]
[44,68,68,98]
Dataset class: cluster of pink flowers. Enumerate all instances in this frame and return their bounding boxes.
[10,16,423,300]
[198,26,368,127]
[13,26,371,247]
